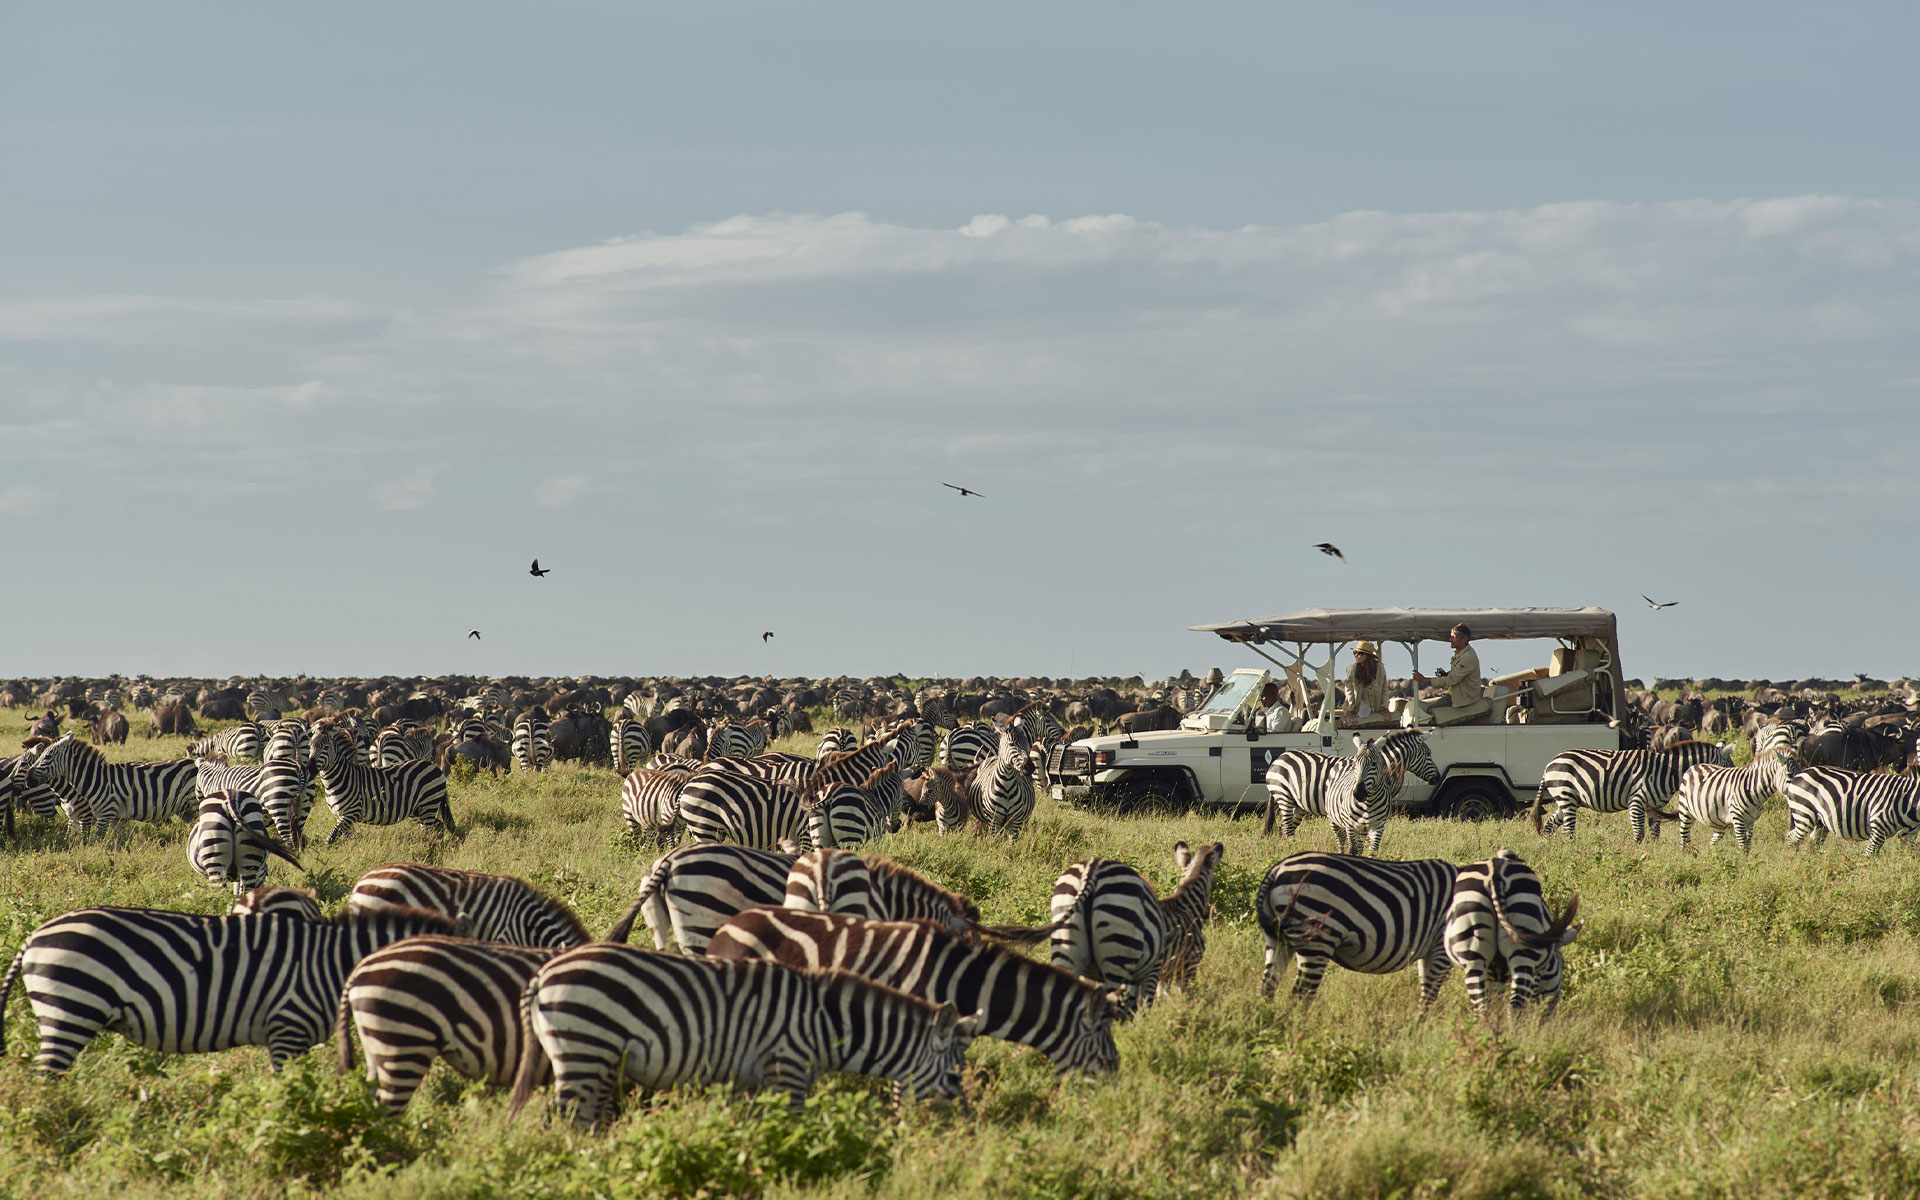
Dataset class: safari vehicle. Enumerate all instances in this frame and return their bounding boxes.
[1046,607,1626,818]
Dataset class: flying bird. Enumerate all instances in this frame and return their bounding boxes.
[529,559,550,578]
[467,629,481,640]
[942,483,983,498]
[1314,543,1346,563]
[1642,595,1678,610]
[761,631,774,643]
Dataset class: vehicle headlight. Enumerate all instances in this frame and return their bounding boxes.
[1094,750,1114,767]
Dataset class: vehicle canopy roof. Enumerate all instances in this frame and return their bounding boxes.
[1189,607,1617,645]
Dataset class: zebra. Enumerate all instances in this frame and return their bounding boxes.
[34,732,198,838]
[511,710,554,773]
[1255,851,1460,1005]
[1785,766,1920,854]
[187,790,302,893]
[336,936,561,1114]
[262,718,311,768]
[782,848,980,929]
[816,727,859,759]
[678,770,809,849]
[244,688,284,722]
[970,722,1036,840]
[232,885,325,919]
[1444,849,1581,1018]
[1261,749,1346,838]
[707,909,1121,1077]
[1673,750,1801,853]
[254,759,321,851]
[1531,740,1734,842]
[1050,857,1168,1012]
[1753,720,1807,757]
[908,764,970,833]
[621,766,689,847]
[373,722,435,768]
[610,714,653,774]
[889,718,938,776]
[190,723,264,764]
[4,740,65,834]
[0,903,470,1075]
[706,719,756,759]
[344,864,590,948]
[605,844,798,954]
[1325,730,1439,857]
[1158,841,1225,991]
[505,945,979,1125]
[806,763,904,849]
[310,720,455,844]
[941,722,999,773]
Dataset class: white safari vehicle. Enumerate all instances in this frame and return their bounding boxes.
[1045,607,1626,819]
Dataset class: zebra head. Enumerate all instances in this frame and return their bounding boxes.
[1371,729,1440,784]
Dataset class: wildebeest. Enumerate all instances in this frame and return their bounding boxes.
[549,710,612,766]
[148,703,200,739]
[28,712,61,740]
[1116,706,1182,735]
[92,711,129,745]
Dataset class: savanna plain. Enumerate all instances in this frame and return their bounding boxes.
[2,705,1919,1200]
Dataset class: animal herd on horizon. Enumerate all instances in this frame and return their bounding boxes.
[0,668,1908,1122]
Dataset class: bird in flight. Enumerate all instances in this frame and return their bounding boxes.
[942,483,983,498]
[529,559,550,578]
[467,629,481,640]
[761,631,774,643]
[1314,542,1346,563]
[1642,595,1678,610]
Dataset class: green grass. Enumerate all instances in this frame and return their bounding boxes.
[4,708,1920,1198]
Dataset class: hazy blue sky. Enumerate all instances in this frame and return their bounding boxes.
[4,2,1916,682]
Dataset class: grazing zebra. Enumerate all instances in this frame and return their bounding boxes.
[451,714,494,747]
[705,719,757,759]
[782,848,979,928]
[311,721,454,844]
[4,741,65,834]
[187,790,302,892]
[336,936,560,1114]
[316,686,353,711]
[1158,841,1225,991]
[605,844,799,954]
[1261,749,1345,838]
[610,715,653,774]
[1531,740,1734,842]
[262,718,311,767]
[740,719,771,756]
[345,864,590,948]
[254,760,320,851]
[908,764,970,832]
[0,904,469,1075]
[511,710,553,774]
[1674,750,1801,853]
[1785,766,1920,854]
[1050,858,1168,1012]
[1255,851,1459,1005]
[505,945,978,1125]
[816,727,859,759]
[941,722,998,773]
[35,733,198,838]
[707,910,1120,1076]
[806,763,903,849]
[888,719,938,776]
[621,766,689,847]
[1326,731,1439,857]
[1444,849,1581,1018]
[970,722,1036,840]
[232,885,324,919]
[191,723,265,764]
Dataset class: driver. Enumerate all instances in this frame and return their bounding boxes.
[1412,623,1482,714]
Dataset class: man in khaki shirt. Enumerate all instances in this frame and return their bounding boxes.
[1412,623,1482,712]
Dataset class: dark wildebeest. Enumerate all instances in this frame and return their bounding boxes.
[1798,724,1903,772]
[148,702,200,739]
[28,712,60,740]
[92,711,129,745]
[1116,706,1182,735]
[550,710,612,766]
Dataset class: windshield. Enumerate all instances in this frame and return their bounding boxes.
[1193,673,1263,716]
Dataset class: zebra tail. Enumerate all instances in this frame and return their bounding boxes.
[505,982,543,1120]
[259,832,303,870]
[605,856,670,942]
[334,986,358,1075]
[1261,790,1278,837]
[0,944,25,1056]
[969,916,1067,946]
[1528,792,1547,835]
[1488,865,1580,951]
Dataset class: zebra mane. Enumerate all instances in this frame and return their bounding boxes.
[1010,699,1043,717]
[1371,728,1425,750]
[53,733,103,765]
[1658,738,1719,751]
[862,855,980,921]
[861,762,898,788]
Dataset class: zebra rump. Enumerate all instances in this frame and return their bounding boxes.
[604,843,799,953]
[345,863,590,948]
[187,790,302,892]
[1050,857,1168,1012]
[1443,849,1580,1018]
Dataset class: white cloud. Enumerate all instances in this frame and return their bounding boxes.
[370,466,439,511]
[534,474,591,508]
[0,486,51,516]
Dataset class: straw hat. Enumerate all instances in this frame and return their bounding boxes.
[1353,640,1379,657]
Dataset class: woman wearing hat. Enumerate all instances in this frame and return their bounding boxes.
[1344,641,1389,722]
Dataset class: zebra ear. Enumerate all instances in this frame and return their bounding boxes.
[933,1001,959,1040]
[955,1010,983,1039]
[1173,842,1192,871]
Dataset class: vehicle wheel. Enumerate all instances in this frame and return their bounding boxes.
[1444,782,1511,823]
[1108,776,1185,816]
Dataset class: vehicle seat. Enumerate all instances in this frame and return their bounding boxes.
[1429,696,1493,726]
[1531,669,1595,720]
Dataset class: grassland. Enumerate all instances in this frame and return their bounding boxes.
[3,708,1920,1200]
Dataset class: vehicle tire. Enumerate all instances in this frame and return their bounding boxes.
[1443,781,1511,822]
[1108,773,1186,816]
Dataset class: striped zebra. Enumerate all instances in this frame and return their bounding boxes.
[373,722,435,768]
[942,722,999,773]
[1261,749,1345,838]
[187,790,302,892]
[1531,740,1734,842]
[1673,750,1800,853]
[1326,730,1439,857]
[1753,720,1807,757]
[262,718,311,767]
[816,727,859,759]
[678,771,809,849]
[606,844,799,954]
[232,885,324,919]
[316,686,353,711]
[189,723,264,764]
[782,848,979,928]
[1785,766,1920,854]
[336,936,559,1114]
[910,764,970,833]
[889,719,938,775]
[970,722,1036,840]
[806,763,905,849]
[1444,849,1581,1018]
[707,909,1120,1076]
[511,711,553,774]
[621,766,689,847]
[311,720,455,844]
[4,741,65,834]
[705,719,757,759]
[244,689,283,722]
[1158,841,1225,991]
[505,945,978,1124]
[1050,858,1167,1011]
[1255,851,1460,1005]
[35,733,198,838]
[610,715,653,774]
[830,686,868,719]
[0,903,469,1075]
[345,864,590,948]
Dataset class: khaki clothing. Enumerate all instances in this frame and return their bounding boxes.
[1431,645,1483,708]
[1344,664,1389,719]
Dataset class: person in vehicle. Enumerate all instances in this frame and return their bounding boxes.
[1412,623,1482,714]
[1343,640,1389,722]
[1251,681,1291,732]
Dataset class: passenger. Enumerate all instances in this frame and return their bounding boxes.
[1251,682,1285,731]
[1412,623,1483,715]
[1343,640,1389,722]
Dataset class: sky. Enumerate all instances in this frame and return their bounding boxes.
[3,2,1917,683]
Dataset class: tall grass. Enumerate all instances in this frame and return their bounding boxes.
[2,707,1919,1198]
